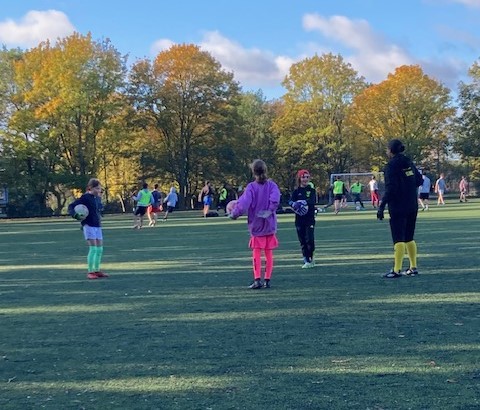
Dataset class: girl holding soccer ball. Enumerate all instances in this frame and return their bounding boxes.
[68,178,108,280]
[289,169,317,269]
[228,159,280,289]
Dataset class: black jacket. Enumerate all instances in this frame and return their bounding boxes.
[68,192,102,227]
[380,154,423,214]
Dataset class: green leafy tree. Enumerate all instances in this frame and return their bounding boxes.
[273,53,367,191]
[453,61,480,191]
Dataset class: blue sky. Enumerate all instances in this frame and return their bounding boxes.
[1,0,480,99]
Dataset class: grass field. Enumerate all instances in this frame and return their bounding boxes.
[0,201,479,410]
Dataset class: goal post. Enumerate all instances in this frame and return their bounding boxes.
[329,172,384,204]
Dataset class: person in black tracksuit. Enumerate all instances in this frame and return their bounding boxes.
[289,169,317,269]
[377,139,423,278]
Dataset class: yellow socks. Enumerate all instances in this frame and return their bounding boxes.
[393,242,405,272]
[405,240,417,269]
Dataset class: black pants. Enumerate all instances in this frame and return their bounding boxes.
[353,194,364,207]
[296,224,315,261]
[389,210,417,244]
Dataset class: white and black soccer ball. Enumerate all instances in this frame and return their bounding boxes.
[74,204,89,220]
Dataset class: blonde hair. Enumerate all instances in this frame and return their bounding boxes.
[251,159,268,184]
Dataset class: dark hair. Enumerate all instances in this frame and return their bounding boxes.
[251,159,268,184]
[143,183,148,189]
[388,139,405,155]
[154,184,159,189]
[87,178,101,189]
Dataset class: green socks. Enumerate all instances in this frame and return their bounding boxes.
[87,246,104,272]
[87,246,96,272]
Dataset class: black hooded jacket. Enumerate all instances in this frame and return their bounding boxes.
[380,154,423,214]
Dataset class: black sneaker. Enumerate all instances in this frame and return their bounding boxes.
[263,280,271,288]
[403,268,419,276]
[248,279,263,289]
[383,269,402,278]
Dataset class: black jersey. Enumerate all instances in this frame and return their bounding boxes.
[381,154,423,214]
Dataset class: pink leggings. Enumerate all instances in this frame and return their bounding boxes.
[252,248,274,280]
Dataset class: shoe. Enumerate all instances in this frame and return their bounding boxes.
[148,221,155,227]
[263,280,271,288]
[383,269,402,278]
[302,262,314,269]
[248,279,263,289]
[403,268,419,276]
[87,272,100,279]
[95,271,109,278]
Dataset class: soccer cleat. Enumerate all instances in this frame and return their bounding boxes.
[248,279,263,289]
[87,272,100,280]
[95,271,109,278]
[263,280,271,288]
[383,269,402,279]
[302,262,314,269]
[403,268,419,276]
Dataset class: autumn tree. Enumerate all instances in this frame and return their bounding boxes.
[272,53,367,191]
[350,65,455,172]
[8,33,127,213]
[128,44,240,207]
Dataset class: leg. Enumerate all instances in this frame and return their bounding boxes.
[264,249,273,280]
[305,225,315,263]
[296,225,308,263]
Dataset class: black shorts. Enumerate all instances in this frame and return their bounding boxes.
[334,194,343,201]
[134,206,148,216]
[389,210,417,243]
[419,193,429,200]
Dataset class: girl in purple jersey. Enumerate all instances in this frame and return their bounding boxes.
[229,159,280,289]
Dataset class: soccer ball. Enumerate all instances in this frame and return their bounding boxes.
[74,204,89,220]
[226,200,238,214]
[355,205,361,211]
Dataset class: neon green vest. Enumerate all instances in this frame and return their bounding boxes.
[351,183,363,194]
[138,189,152,206]
[333,180,344,195]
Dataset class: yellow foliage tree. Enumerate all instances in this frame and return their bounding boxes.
[350,65,455,169]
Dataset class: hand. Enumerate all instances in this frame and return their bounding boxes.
[73,213,82,221]
[291,201,302,211]
[377,208,384,221]
[257,210,272,218]
[291,200,306,211]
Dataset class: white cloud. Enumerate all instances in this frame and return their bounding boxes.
[200,31,293,87]
[446,0,480,7]
[303,14,413,83]
[302,13,467,90]
[0,10,75,48]
[150,31,294,89]
[150,38,175,55]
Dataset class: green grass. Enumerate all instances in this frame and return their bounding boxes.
[0,201,479,410]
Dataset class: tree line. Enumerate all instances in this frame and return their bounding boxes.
[0,33,478,217]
